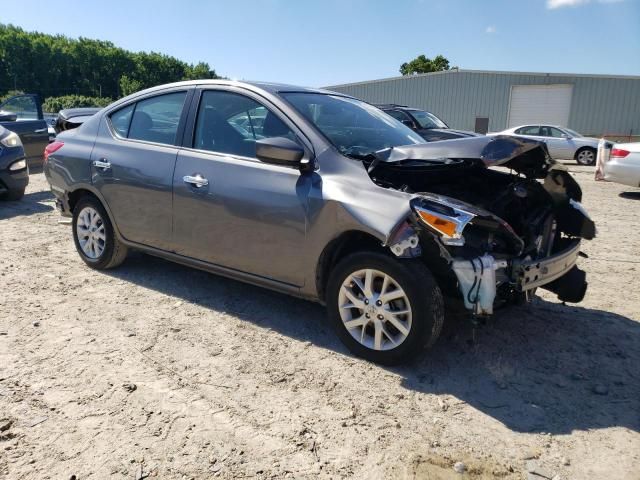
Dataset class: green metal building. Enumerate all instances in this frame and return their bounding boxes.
[325,70,640,139]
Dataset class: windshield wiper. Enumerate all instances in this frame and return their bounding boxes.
[365,147,395,174]
[342,152,377,161]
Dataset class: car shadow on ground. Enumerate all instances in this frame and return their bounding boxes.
[619,191,640,200]
[0,190,54,219]
[106,252,640,436]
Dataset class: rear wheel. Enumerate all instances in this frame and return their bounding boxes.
[72,195,128,269]
[576,147,596,166]
[326,252,444,365]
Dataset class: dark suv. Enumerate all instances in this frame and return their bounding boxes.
[376,104,480,142]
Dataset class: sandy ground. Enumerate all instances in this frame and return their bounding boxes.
[1,166,639,480]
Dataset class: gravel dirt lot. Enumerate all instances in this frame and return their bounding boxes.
[1,166,639,479]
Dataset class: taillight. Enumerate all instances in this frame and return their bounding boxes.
[44,141,64,164]
[611,148,630,158]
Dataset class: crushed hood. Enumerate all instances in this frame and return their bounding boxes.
[372,135,555,178]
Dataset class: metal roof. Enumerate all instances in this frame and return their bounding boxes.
[325,68,640,90]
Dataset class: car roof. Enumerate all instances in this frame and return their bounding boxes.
[375,104,425,112]
[375,103,407,109]
[102,79,357,114]
[128,79,348,97]
[512,124,566,129]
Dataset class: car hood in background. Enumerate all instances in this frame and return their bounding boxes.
[55,107,101,133]
[417,128,482,142]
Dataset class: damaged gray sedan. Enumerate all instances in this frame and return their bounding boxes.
[44,81,595,365]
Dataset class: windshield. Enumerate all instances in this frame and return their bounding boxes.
[564,128,582,137]
[409,110,448,129]
[281,93,424,158]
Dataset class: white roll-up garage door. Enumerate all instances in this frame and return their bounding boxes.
[507,84,573,128]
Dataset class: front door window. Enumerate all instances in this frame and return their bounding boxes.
[193,90,296,158]
[0,95,38,120]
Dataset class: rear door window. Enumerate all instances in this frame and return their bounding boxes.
[517,126,540,136]
[109,91,187,145]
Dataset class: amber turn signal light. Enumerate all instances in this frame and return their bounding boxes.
[416,210,458,237]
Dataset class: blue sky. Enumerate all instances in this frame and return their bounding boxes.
[4,0,639,87]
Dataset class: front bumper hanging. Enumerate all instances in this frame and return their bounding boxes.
[513,239,582,291]
[451,239,587,316]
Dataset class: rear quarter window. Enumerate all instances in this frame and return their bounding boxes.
[110,104,134,137]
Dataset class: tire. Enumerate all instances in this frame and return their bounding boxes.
[575,147,596,166]
[326,252,444,365]
[1,187,25,201]
[72,195,128,270]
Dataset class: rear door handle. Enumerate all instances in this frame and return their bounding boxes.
[34,128,47,133]
[92,159,111,170]
[183,174,209,188]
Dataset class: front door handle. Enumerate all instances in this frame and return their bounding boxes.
[34,128,47,133]
[183,174,209,188]
[92,159,111,170]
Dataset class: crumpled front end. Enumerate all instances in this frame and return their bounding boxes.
[377,136,595,317]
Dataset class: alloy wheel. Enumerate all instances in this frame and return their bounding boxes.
[76,206,106,259]
[577,149,595,165]
[338,269,412,351]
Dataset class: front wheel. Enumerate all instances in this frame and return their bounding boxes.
[575,147,596,166]
[326,252,444,365]
[72,195,128,269]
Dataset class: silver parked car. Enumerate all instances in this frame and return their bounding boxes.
[44,80,595,364]
[492,125,600,165]
[604,143,640,188]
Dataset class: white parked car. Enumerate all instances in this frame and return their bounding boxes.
[491,125,600,165]
[604,143,640,188]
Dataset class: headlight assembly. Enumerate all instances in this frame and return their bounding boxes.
[0,131,23,148]
[9,159,27,171]
[411,197,475,246]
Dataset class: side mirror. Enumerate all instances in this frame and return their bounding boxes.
[401,119,415,128]
[561,133,571,139]
[0,111,17,122]
[256,137,305,167]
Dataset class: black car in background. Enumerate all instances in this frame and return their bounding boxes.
[0,125,29,200]
[55,107,101,134]
[376,104,480,142]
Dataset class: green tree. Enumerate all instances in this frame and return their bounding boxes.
[0,23,220,100]
[43,95,112,112]
[399,54,451,76]
[184,62,217,80]
[119,75,143,97]
[0,90,25,103]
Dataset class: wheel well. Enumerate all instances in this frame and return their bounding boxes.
[67,189,98,213]
[316,230,386,303]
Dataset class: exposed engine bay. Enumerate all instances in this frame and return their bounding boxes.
[366,136,596,317]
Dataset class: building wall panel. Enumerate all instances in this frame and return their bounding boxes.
[326,71,640,136]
